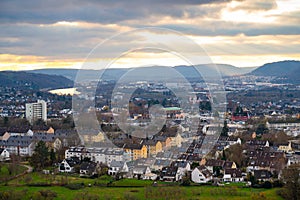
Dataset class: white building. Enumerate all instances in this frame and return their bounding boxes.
[26,100,47,124]
[223,169,243,182]
[0,148,10,161]
[108,161,128,176]
[191,166,212,183]
[65,146,125,166]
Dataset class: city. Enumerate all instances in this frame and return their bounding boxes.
[1,0,300,199]
[0,61,300,199]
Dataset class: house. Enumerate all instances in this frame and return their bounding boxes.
[278,142,293,153]
[143,172,158,180]
[161,161,190,182]
[254,170,272,181]
[132,166,151,179]
[0,135,36,156]
[223,161,237,169]
[108,161,128,176]
[171,161,191,181]
[59,157,80,173]
[246,140,269,148]
[123,143,147,161]
[65,146,125,165]
[287,154,300,166]
[246,150,286,174]
[153,159,171,171]
[0,131,10,141]
[191,166,213,183]
[161,166,178,182]
[155,136,172,149]
[203,159,225,174]
[143,140,162,157]
[80,162,99,177]
[223,169,243,182]
[0,148,10,161]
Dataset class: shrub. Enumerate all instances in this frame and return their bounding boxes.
[261,181,272,189]
[65,183,84,190]
[39,190,57,200]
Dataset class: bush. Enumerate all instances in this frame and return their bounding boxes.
[65,183,84,190]
[261,181,272,189]
[74,192,99,200]
[0,190,27,200]
[272,180,283,188]
[38,190,57,200]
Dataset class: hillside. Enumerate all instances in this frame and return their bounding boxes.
[251,60,300,77]
[29,68,128,82]
[0,71,73,89]
[174,64,252,79]
[29,64,251,82]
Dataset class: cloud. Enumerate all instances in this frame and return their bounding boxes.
[228,0,277,12]
[0,0,230,24]
[0,0,300,69]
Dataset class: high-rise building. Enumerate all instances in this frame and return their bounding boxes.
[26,100,47,124]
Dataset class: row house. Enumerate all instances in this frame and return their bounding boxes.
[201,159,237,174]
[123,142,147,161]
[65,146,125,166]
[0,135,35,156]
[160,161,190,182]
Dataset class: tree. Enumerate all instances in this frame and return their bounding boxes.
[221,120,229,137]
[34,118,46,126]
[224,144,244,167]
[181,171,191,186]
[50,149,56,165]
[256,123,268,135]
[279,164,300,200]
[30,141,50,170]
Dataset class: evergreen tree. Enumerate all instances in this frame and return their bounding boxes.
[50,149,56,165]
[30,141,50,170]
[221,120,229,137]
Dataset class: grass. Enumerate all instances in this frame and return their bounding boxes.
[0,172,284,200]
[0,185,283,200]
[0,164,27,182]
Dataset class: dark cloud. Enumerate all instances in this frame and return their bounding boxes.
[0,0,230,24]
[158,22,300,37]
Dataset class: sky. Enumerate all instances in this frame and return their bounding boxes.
[1,0,300,70]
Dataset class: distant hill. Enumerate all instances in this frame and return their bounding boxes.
[250,60,300,83]
[0,71,73,89]
[285,67,300,83]
[29,68,128,82]
[174,64,252,79]
[29,64,251,82]
[251,60,300,77]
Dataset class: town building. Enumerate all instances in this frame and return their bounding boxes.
[26,100,47,124]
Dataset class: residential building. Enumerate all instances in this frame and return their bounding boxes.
[26,100,47,125]
[80,162,99,177]
[143,140,162,157]
[123,143,147,161]
[108,161,128,176]
[0,148,10,161]
[191,166,213,183]
[223,168,243,182]
[65,146,125,165]
[59,157,80,173]
[254,170,272,181]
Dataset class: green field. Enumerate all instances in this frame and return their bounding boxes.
[0,163,27,182]
[0,172,284,200]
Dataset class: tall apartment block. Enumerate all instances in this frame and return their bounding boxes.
[26,100,47,124]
